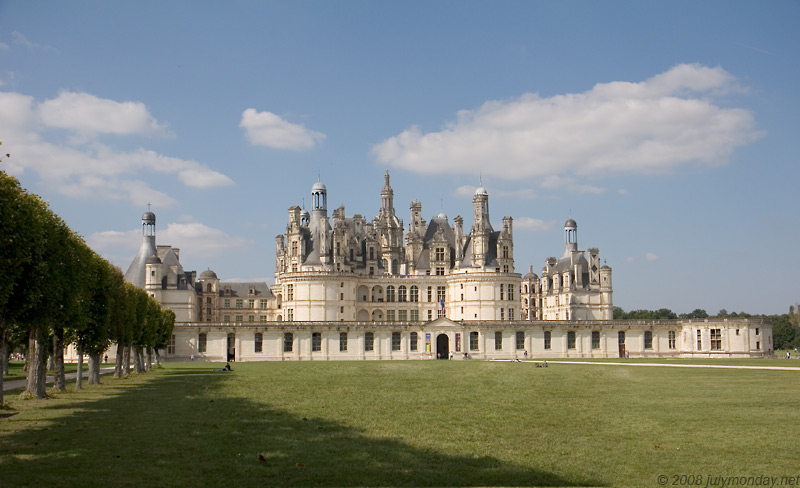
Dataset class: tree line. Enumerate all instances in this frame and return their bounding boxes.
[1,169,175,406]
[613,306,800,351]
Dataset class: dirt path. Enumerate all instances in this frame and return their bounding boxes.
[2,367,116,391]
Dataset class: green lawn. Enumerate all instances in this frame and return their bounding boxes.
[1,360,799,487]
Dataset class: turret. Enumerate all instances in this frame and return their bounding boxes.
[563,218,578,257]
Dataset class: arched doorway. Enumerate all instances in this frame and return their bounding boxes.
[227,333,236,362]
[436,334,449,359]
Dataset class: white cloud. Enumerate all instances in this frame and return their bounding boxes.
[160,222,253,258]
[514,217,554,232]
[0,42,9,51]
[11,31,52,52]
[373,64,762,182]
[645,252,659,261]
[625,257,636,264]
[0,90,233,205]
[455,185,537,200]
[240,108,325,150]
[39,91,168,136]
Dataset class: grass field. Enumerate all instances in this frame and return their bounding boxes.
[1,360,799,487]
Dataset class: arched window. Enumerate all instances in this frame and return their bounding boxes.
[386,286,395,302]
[410,286,419,303]
[398,286,407,302]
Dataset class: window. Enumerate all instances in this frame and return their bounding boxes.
[644,331,653,349]
[435,247,445,261]
[500,308,505,320]
[410,332,418,351]
[398,310,407,321]
[618,331,625,345]
[386,286,395,302]
[235,315,243,322]
[260,315,267,323]
[387,310,395,322]
[365,332,374,351]
[668,331,676,349]
[435,267,445,275]
[248,299,255,309]
[286,284,294,301]
[516,331,525,350]
[255,333,263,353]
[224,315,230,323]
[410,310,419,322]
[236,299,243,309]
[455,332,461,352]
[427,286,432,302]
[339,332,348,351]
[509,308,514,320]
[544,331,551,350]
[495,331,503,350]
[224,298,230,309]
[755,328,760,336]
[508,285,514,301]
[470,331,479,351]
[697,330,702,350]
[398,286,407,302]
[592,331,600,349]
[284,333,293,352]
[500,284,504,300]
[312,332,322,352]
[428,310,432,321]
[392,332,401,351]
[567,331,576,349]
[287,309,293,321]
[198,333,207,353]
[436,286,446,302]
[168,334,175,355]
[410,286,419,302]
[710,329,721,351]
[248,315,254,322]
[260,299,267,309]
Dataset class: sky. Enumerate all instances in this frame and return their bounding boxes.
[1,1,798,315]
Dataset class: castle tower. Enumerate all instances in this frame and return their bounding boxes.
[470,186,492,267]
[563,218,578,257]
[124,208,159,288]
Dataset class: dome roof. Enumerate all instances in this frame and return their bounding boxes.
[475,186,488,196]
[199,269,218,280]
[435,211,448,221]
[564,218,577,228]
[311,181,327,192]
[142,211,156,223]
[145,255,161,265]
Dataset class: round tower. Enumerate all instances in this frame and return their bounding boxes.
[563,218,578,256]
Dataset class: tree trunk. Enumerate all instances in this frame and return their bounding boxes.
[0,322,5,407]
[47,353,54,372]
[88,353,101,385]
[52,327,65,392]
[146,346,153,371]
[76,344,83,390]
[24,326,47,398]
[133,345,144,373]
[114,342,124,378]
[155,348,161,368]
[123,343,131,376]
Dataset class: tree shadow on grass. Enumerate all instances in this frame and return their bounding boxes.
[0,369,599,487]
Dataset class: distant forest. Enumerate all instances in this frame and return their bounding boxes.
[613,306,800,351]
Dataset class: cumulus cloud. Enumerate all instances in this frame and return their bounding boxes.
[645,252,659,261]
[0,90,233,205]
[373,64,762,181]
[39,91,167,136]
[240,108,325,150]
[514,217,554,232]
[159,222,253,258]
[455,185,537,200]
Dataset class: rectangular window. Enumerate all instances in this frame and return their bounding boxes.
[312,332,322,352]
[260,299,267,309]
[435,267,445,275]
[567,331,576,349]
[410,310,419,322]
[392,332,401,351]
[495,331,503,350]
[283,333,293,352]
[198,333,207,353]
[260,315,267,323]
[710,329,722,351]
[544,331,551,350]
[592,331,600,349]
[410,332,418,351]
[455,332,461,352]
[427,286,433,302]
[398,310,407,321]
[618,331,625,345]
[365,332,374,351]
[410,286,418,302]
[235,315,243,322]
[644,331,653,349]
[500,308,505,320]
[287,284,294,301]
[509,308,514,321]
[516,331,525,350]
[236,299,243,309]
[255,333,263,353]
[248,299,255,309]
[436,286,446,302]
[500,284,504,300]
[224,315,230,323]
[435,247,445,261]
[339,332,348,351]
[287,309,293,321]
[168,334,176,355]
[668,331,676,349]
[470,331,479,351]
[387,310,395,322]
[248,315,254,322]
[508,285,514,301]
[224,298,230,309]
[697,329,702,350]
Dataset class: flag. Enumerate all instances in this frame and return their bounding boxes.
[440,299,445,311]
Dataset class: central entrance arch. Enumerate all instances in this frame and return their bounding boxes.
[436,334,449,359]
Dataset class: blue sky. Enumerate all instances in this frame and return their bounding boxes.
[1,1,798,315]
